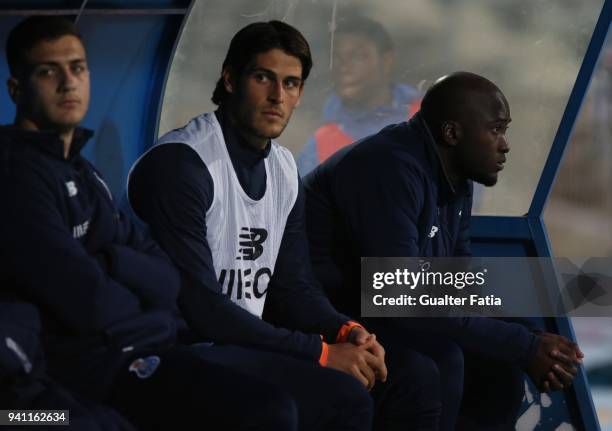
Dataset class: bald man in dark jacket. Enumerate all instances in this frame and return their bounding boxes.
[304,72,584,430]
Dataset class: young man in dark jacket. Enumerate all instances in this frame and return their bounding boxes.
[0,16,300,431]
[303,71,584,430]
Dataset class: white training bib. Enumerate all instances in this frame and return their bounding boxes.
[155,113,298,317]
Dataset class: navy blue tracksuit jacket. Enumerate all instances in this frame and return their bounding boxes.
[303,112,538,366]
[0,127,180,398]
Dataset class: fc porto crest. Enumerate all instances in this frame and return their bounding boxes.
[128,355,161,379]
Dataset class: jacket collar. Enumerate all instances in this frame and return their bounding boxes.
[1,126,94,160]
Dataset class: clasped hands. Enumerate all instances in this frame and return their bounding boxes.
[526,332,584,393]
[326,327,387,390]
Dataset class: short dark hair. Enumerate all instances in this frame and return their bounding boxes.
[211,20,312,106]
[6,16,83,77]
[335,16,393,54]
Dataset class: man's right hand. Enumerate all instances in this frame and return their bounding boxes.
[525,332,582,392]
[326,342,383,390]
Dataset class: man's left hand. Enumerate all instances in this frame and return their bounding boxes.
[348,327,387,382]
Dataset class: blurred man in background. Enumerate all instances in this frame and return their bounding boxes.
[297,16,421,175]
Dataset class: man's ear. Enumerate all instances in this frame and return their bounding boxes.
[441,120,462,147]
[7,77,20,104]
[222,67,234,94]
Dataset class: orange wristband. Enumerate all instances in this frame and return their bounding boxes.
[336,321,366,343]
[319,341,329,366]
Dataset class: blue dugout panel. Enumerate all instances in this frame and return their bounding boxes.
[0,0,609,429]
[471,3,611,429]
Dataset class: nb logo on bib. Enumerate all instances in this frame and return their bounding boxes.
[237,227,268,260]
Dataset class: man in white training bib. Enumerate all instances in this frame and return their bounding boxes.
[129,20,441,431]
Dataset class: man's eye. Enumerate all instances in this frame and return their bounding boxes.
[493,126,508,134]
[284,80,300,89]
[36,67,55,77]
[254,74,269,83]
[72,64,86,74]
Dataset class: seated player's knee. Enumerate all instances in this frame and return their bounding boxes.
[392,348,441,408]
[345,373,375,412]
[434,340,464,375]
[328,370,374,417]
[429,339,464,400]
[250,384,299,431]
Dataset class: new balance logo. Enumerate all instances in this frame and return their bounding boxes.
[237,227,268,261]
[65,181,78,197]
[73,220,90,239]
[428,226,439,238]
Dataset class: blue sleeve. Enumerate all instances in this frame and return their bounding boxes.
[264,175,352,342]
[296,137,319,177]
[0,158,143,335]
[128,144,325,362]
[87,163,180,311]
[101,239,180,311]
